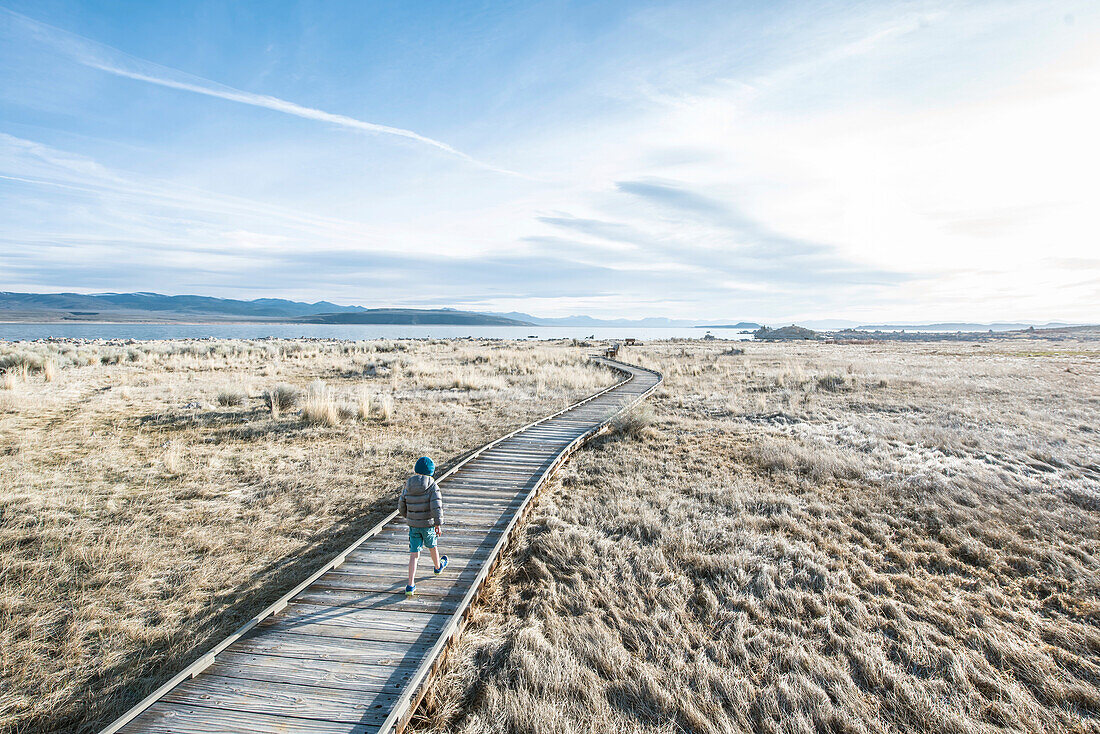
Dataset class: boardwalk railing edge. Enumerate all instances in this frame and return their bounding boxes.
[97,356,659,734]
[381,356,662,734]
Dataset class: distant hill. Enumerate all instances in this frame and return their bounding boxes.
[0,291,367,321]
[856,321,1078,332]
[295,310,531,326]
[0,292,527,325]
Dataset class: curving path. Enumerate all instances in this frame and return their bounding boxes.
[102,357,661,734]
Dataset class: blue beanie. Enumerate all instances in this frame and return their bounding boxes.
[414,456,435,476]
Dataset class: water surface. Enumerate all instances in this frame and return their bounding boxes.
[0,323,754,342]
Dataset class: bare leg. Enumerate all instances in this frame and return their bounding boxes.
[407,552,418,586]
[428,546,441,570]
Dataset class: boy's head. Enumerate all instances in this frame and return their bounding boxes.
[414,456,435,476]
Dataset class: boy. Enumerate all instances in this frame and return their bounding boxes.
[398,456,448,597]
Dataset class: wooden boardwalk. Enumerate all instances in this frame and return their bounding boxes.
[102,357,661,734]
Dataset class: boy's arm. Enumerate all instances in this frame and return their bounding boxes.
[429,479,443,527]
[398,486,407,517]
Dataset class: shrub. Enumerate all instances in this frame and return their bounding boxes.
[816,375,846,392]
[0,353,43,372]
[611,405,656,440]
[216,389,245,407]
[264,384,300,413]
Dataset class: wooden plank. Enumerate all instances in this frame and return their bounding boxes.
[162,674,395,726]
[438,488,525,501]
[433,499,523,510]
[360,530,503,548]
[443,475,533,485]
[435,488,525,499]
[331,558,486,578]
[258,618,437,646]
[440,480,531,492]
[467,451,559,457]
[229,630,421,666]
[126,702,373,734]
[434,509,509,522]
[481,447,564,455]
[498,428,582,435]
[453,468,548,478]
[426,497,524,510]
[370,527,505,543]
[312,572,475,598]
[468,446,561,454]
[374,523,504,539]
[254,605,446,645]
[325,568,478,588]
[500,433,582,439]
[207,650,416,693]
[342,547,493,567]
[461,453,556,462]
[322,561,479,584]
[455,462,550,472]
[272,602,445,634]
[447,467,543,477]
[293,588,461,615]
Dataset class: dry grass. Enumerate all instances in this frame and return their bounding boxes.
[300,380,340,426]
[356,388,373,421]
[412,341,1100,734]
[0,337,616,734]
[379,392,395,423]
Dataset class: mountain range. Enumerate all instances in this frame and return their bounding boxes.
[0,292,527,325]
[0,292,1086,331]
[0,292,746,327]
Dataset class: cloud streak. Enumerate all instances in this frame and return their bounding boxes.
[88,63,522,176]
[3,8,520,176]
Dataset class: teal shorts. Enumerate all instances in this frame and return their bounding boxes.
[409,526,437,553]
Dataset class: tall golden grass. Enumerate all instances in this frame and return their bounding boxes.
[413,340,1100,734]
[0,337,616,734]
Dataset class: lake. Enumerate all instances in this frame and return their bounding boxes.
[0,323,754,342]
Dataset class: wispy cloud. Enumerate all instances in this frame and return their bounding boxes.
[0,133,382,240]
[2,7,520,176]
[615,179,829,257]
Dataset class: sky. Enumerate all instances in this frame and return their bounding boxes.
[1,0,1098,323]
